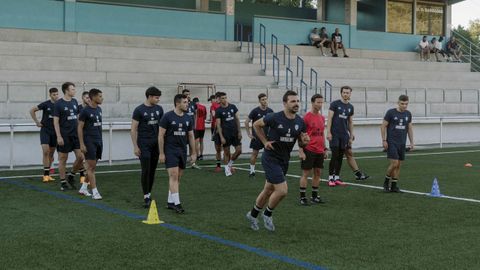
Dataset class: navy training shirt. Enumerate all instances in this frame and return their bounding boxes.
[132,104,164,141]
[79,105,103,142]
[53,98,79,137]
[215,103,239,137]
[329,99,354,138]
[384,108,412,145]
[37,100,55,134]
[159,110,193,152]
[248,106,274,137]
[263,111,306,161]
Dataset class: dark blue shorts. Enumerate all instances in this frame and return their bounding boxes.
[138,139,159,159]
[249,138,264,151]
[329,135,349,150]
[57,135,80,153]
[165,150,187,169]
[85,140,103,161]
[40,129,56,147]
[387,142,406,161]
[261,153,289,184]
[222,134,241,147]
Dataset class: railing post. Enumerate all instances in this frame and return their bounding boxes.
[10,124,14,170]
[439,117,443,148]
[425,88,428,117]
[364,88,368,118]
[108,122,113,166]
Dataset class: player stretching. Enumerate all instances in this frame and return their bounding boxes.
[78,88,104,199]
[298,94,327,205]
[245,93,273,177]
[131,87,164,208]
[159,94,196,213]
[381,95,414,193]
[246,91,309,231]
[29,87,59,183]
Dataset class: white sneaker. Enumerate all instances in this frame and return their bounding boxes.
[78,189,92,197]
[245,211,259,231]
[262,214,275,231]
[225,166,232,177]
[92,192,102,200]
[322,53,326,56]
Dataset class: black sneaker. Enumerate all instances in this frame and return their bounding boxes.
[197,155,203,161]
[249,172,255,178]
[355,173,370,181]
[60,181,69,191]
[390,186,403,193]
[333,54,338,57]
[383,180,390,192]
[311,196,325,204]
[166,202,175,210]
[171,204,185,214]
[144,197,152,209]
[67,175,76,189]
[300,197,309,206]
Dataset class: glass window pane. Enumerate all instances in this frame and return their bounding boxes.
[416,2,444,36]
[387,1,413,34]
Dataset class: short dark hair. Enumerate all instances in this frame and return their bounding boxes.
[215,92,223,98]
[192,97,199,103]
[174,94,187,106]
[310,94,324,103]
[340,86,352,93]
[61,82,75,94]
[282,90,298,103]
[258,93,267,100]
[320,27,326,31]
[48,87,58,94]
[88,88,102,100]
[216,92,226,98]
[399,95,409,102]
[182,89,190,94]
[145,86,161,98]
[82,91,89,97]
[208,95,215,101]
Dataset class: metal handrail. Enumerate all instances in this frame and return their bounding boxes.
[300,80,308,113]
[324,80,333,102]
[259,23,266,45]
[310,68,318,94]
[260,44,267,72]
[273,55,279,84]
[271,34,278,57]
[236,23,244,49]
[286,67,293,90]
[283,45,291,68]
[296,56,304,79]
[247,33,253,59]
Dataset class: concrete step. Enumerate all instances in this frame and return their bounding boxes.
[0,55,96,72]
[0,28,240,52]
[96,58,262,75]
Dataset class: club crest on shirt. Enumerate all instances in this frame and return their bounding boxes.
[144,112,148,116]
[186,121,189,126]
[278,124,283,129]
[405,117,409,121]
[172,121,176,125]
[64,107,68,111]
[179,123,183,127]
[73,105,77,110]
[294,124,299,131]
[394,117,398,120]
[156,111,159,115]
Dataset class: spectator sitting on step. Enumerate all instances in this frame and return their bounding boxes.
[309,28,321,48]
[418,36,430,61]
[430,37,446,62]
[331,28,349,57]
[318,27,333,56]
[446,36,463,62]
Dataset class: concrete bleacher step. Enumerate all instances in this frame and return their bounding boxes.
[0,28,240,52]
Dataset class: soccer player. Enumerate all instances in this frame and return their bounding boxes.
[245,93,273,177]
[193,97,207,161]
[53,82,85,191]
[182,89,196,122]
[29,87,59,183]
[326,86,354,187]
[209,93,222,172]
[130,87,164,208]
[298,94,327,205]
[246,91,309,231]
[381,95,414,193]
[215,92,242,177]
[78,88,104,199]
[159,94,197,214]
[78,91,90,114]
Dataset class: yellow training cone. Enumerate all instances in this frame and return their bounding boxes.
[142,200,164,225]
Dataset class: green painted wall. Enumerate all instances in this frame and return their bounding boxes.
[78,0,196,9]
[325,0,345,23]
[357,0,386,31]
[235,2,316,27]
[0,0,64,31]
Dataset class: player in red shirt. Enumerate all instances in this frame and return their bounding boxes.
[298,94,328,205]
[209,93,222,172]
[193,97,207,161]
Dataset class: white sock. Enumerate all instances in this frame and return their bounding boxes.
[334,175,340,181]
[144,193,150,199]
[80,182,88,190]
[228,160,234,167]
[329,175,334,181]
[92,187,99,195]
[250,164,255,173]
[171,193,180,205]
[168,190,174,203]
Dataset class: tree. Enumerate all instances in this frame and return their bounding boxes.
[467,19,480,44]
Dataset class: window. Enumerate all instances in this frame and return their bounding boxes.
[387,0,413,34]
[416,2,445,36]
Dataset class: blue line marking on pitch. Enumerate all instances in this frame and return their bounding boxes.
[1,178,327,270]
